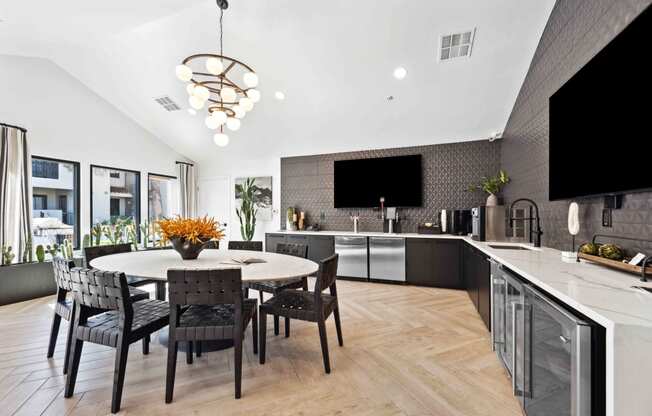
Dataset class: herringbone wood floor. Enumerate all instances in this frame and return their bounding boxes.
[0,280,521,416]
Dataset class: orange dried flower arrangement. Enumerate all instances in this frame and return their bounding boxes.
[157,216,224,244]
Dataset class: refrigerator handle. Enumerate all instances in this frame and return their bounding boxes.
[511,301,522,396]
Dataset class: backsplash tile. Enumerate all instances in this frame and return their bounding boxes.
[281,140,501,233]
[502,0,652,255]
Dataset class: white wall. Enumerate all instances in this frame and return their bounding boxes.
[0,54,191,239]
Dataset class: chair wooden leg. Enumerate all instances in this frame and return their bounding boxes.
[285,317,290,338]
[196,341,202,357]
[317,318,331,374]
[165,339,178,403]
[333,304,344,347]
[274,315,280,336]
[302,276,309,291]
[47,313,61,358]
[111,338,130,414]
[64,339,84,398]
[234,325,243,399]
[259,311,267,364]
[142,334,150,355]
[155,282,166,301]
[259,291,264,303]
[244,288,249,298]
[252,307,258,355]
[186,341,194,364]
[63,317,75,375]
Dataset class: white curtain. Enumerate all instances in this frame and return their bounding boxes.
[177,162,197,218]
[0,124,32,264]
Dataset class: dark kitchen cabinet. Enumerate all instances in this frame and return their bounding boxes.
[306,235,335,263]
[265,233,334,262]
[406,239,462,288]
[462,242,491,330]
[265,233,287,253]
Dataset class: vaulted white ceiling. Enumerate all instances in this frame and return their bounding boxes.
[0,0,555,166]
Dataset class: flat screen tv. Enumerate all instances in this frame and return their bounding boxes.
[334,155,422,208]
[548,5,652,201]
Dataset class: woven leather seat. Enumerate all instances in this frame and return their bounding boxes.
[165,268,257,403]
[76,299,169,347]
[175,299,257,341]
[260,290,337,322]
[259,254,343,374]
[47,258,150,376]
[243,242,309,337]
[64,268,170,414]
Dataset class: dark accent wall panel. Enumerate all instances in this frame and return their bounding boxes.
[281,140,501,232]
[502,0,652,253]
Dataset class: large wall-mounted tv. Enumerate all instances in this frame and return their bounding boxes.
[549,5,651,201]
[334,154,422,208]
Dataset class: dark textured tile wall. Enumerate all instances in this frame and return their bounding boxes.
[281,140,501,233]
[501,0,652,254]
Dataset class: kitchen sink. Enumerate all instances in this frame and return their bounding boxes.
[487,244,535,250]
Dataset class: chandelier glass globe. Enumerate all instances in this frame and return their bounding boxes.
[212,110,228,125]
[206,57,224,75]
[243,72,259,88]
[226,117,241,131]
[186,84,196,95]
[232,105,246,119]
[239,97,254,112]
[175,64,193,82]
[247,89,261,103]
[205,115,220,130]
[193,85,210,101]
[220,87,237,103]
[213,133,229,147]
[189,95,205,110]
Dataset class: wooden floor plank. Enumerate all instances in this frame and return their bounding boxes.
[0,280,521,415]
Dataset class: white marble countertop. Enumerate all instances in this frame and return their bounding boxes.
[272,229,652,416]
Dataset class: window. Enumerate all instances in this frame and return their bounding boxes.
[31,157,80,248]
[148,173,179,222]
[91,165,140,243]
[32,159,59,179]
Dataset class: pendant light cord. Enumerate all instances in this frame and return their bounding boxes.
[219,7,224,56]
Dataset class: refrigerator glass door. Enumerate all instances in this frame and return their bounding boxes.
[524,287,592,416]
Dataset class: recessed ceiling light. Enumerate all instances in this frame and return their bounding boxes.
[187,108,197,115]
[275,91,285,101]
[393,67,407,80]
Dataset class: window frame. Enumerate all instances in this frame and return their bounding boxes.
[89,164,141,242]
[147,172,178,222]
[31,155,81,248]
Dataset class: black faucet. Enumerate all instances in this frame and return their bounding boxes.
[509,198,543,248]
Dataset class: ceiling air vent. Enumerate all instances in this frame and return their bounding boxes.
[439,29,476,61]
[154,96,181,112]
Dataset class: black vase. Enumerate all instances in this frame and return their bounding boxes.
[170,237,206,260]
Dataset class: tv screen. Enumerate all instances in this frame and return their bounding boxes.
[334,155,422,208]
[549,5,652,201]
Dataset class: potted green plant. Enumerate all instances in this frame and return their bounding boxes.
[468,169,510,206]
[235,178,258,241]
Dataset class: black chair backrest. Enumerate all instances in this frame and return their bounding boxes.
[204,240,220,249]
[84,243,132,265]
[314,254,339,294]
[167,268,243,307]
[70,268,132,315]
[52,257,76,292]
[228,241,262,252]
[276,243,308,259]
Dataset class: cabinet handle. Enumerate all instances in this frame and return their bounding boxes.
[559,335,570,344]
[511,301,523,397]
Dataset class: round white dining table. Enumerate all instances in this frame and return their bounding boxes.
[89,249,319,282]
[89,248,319,352]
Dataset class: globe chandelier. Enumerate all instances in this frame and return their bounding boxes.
[175,0,259,147]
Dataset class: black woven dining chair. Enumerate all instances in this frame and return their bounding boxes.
[165,268,257,402]
[64,268,169,414]
[259,254,342,373]
[245,243,309,337]
[85,243,166,300]
[47,258,149,375]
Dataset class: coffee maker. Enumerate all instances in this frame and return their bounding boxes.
[471,206,486,241]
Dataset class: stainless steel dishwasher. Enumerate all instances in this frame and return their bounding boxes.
[369,237,405,282]
[334,236,368,278]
